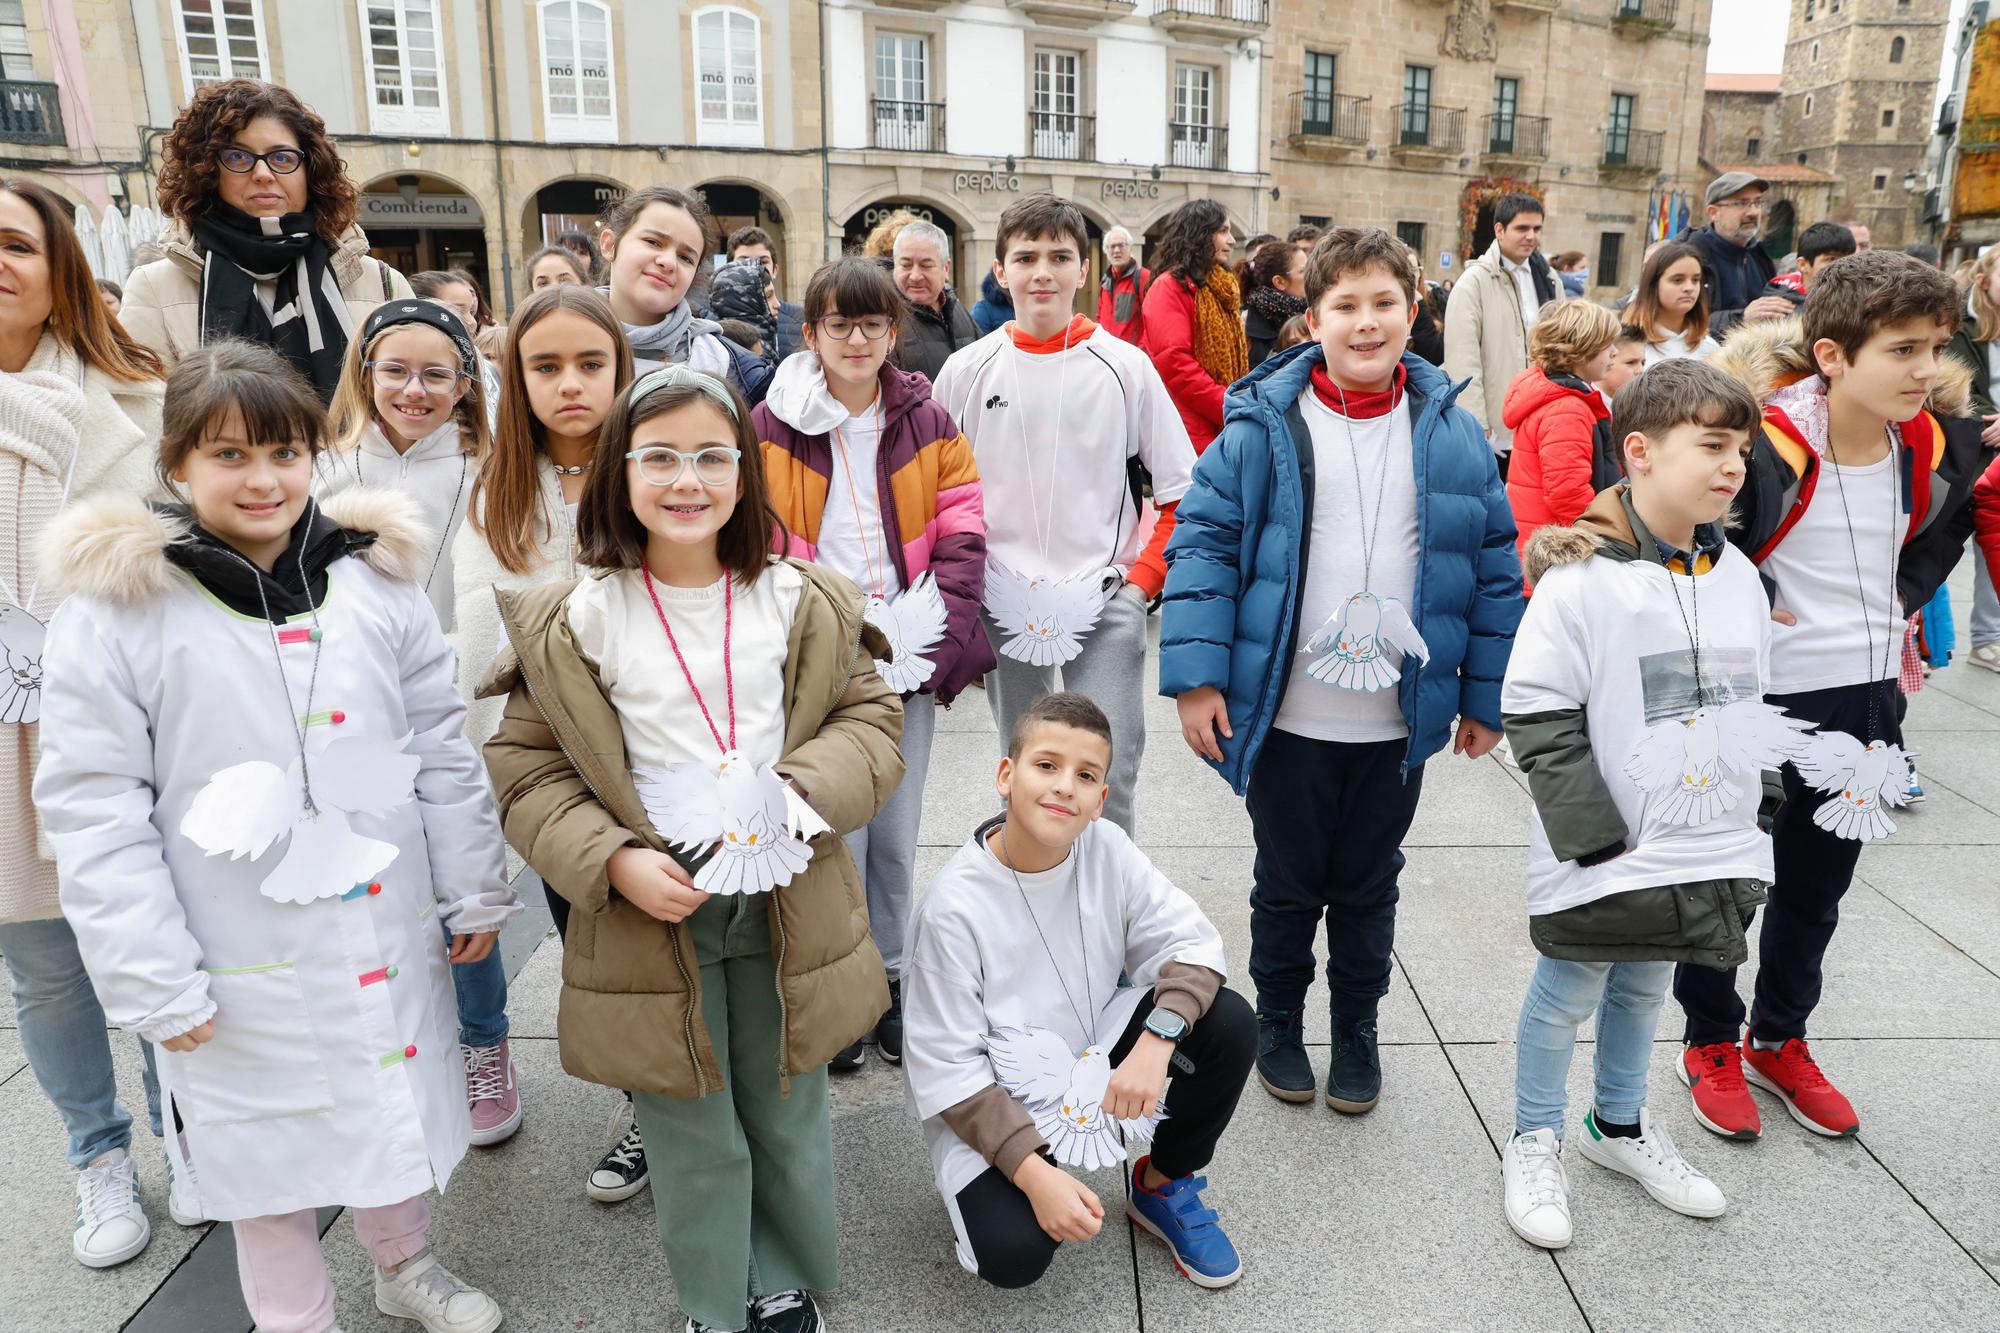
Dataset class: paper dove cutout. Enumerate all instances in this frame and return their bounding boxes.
[984,559,1106,668]
[1301,592,1429,693]
[632,749,833,895]
[0,601,46,725]
[988,1026,1165,1172]
[1792,730,1914,842]
[180,732,422,903]
[865,571,949,694]
[1624,699,1816,827]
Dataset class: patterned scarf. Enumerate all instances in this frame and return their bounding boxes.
[1244,283,1307,333]
[192,203,351,403]
[1191,266,1250,388]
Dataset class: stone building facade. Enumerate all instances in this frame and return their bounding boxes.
[1774,0,1949,248]
[0,0,1268,313]
[1699,73,1837,259]
[1263,0,1713,301]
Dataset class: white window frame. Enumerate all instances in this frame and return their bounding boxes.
[693,6,763,148]
[359,0,449,136]
[174,0,268,95]
[538,0,617,143]
[1172,65,1216,169]
[873,33,933,151]
[1031,48,1080,158]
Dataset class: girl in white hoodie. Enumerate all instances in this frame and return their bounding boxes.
[320,300,491,631]
[34,339,517,1333]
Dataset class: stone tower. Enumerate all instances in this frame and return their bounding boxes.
[1775,0,1950,247]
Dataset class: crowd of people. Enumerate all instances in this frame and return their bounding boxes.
[7,74,2000,1333]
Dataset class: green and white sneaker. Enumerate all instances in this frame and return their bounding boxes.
[1501,1128,1572,1249]
[1577,1108,1726,1218]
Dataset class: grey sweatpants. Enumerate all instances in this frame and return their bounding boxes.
[843,691,935,979]
[982,583,1149,836]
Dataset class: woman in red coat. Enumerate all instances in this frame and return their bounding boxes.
[1500,298,1625,590]
[1141,199,1248,454]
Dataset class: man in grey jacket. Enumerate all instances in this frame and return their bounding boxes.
[891,221,980,382]
[1443,193,1563,465]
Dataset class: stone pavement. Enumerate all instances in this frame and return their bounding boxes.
[6,559,2000,1332]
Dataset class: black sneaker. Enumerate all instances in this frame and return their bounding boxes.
[1254,1006,1315,1103]
[749,1289,824,1333]
[829,1040,865,1072]
[586,1105,649,1202]
[875,980,904,1065]
[1326,1014,1382,1114]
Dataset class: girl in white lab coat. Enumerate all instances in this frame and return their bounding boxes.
[33,339,517,1333]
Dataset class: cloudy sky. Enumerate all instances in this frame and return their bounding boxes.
[1706,0,1966,107]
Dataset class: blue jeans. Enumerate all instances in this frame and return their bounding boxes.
[1514,954,1672,1140]
[444,919,508,1047]
[0,916,163,1167]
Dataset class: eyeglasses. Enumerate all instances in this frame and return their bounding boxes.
[816,315,894,341]
[219,147,304,175]
[1715,198,1763,211]
[625,445,742,488]
[365,361,467,394]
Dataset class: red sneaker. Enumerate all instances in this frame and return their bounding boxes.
[1677,1041,1761,1140]
[1742,1037,1859,1137]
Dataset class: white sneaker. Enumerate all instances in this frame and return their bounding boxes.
[163,1148,204,1226]
[373,1252,503,1333]
[1576,1108,1727,1218]
[1968,642,2000,674]
[1501,1128,1572,1249]
[73,1147,150,1268]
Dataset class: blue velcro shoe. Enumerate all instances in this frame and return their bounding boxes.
[1126,1156,1242,1289]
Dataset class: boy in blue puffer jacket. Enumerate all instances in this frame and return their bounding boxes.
[1160,227,1524,1114]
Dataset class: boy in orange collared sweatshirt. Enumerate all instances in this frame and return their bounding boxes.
[933,195,1197,835]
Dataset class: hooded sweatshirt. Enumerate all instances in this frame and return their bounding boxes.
[1501,366,1613,587]
[316,420,474,630]
[755,354,994,704]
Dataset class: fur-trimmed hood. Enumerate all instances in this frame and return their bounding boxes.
[1710,314,1974,417]
[42,487,433,605]
[1521,484,1728,586]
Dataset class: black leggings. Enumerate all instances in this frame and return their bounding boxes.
[950,987,1256,1289]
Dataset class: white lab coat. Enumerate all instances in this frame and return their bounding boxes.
[32,488,518,1222]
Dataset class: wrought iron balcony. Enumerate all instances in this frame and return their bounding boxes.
[1149,0,1270,39]
[1601,126,1664,170]
[1391,103,1466,153]
[1169,121,1228,169]
[0,81,63,147]
[870,98,946,153]
[1026,109,1095,162]
[1482,113,1549,159]
[1289,90,1371,145]
[1611,0,1677,30]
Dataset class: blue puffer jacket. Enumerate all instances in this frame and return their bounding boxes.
[1159,342,1524,793]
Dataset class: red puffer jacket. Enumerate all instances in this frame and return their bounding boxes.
[1140,274,1226,454]
[1501,366,1610,591]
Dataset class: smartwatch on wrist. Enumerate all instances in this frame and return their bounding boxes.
[1143,1007,1189,1043]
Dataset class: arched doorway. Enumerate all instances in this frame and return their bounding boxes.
[360,172,489,297]
[1763,198,1798,263]
[530,176,630,250]
[695,181,790,285]
[842,198,958,260]
[1460,178,1545,265]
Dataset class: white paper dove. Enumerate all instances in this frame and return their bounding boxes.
[1792,730,1914,842]
[0,601,46,725]
[1624,699,1817,827]
[1301,592,1429,693]
[180,732,422,903]
[632,750,833,896]
[987,1026,1165,1172]
[984,559,1106,668]
[865,571,949,694]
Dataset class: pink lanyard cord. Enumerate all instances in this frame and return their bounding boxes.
[642,568,736,753]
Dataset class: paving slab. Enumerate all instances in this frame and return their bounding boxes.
[1853,843,2000,977]
[1451,1040,2000,1333]
[0,1037,208,1333]
[1136,1043,1588,1333]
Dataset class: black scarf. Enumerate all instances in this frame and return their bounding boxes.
[1245,284,1307,332]
[192,203,352,403]
[161,499,374,622]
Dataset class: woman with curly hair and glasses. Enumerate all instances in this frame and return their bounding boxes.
[119,79,413,401]
[1140,198,1249,454]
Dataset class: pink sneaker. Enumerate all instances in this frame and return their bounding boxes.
[463,1040,522,1146]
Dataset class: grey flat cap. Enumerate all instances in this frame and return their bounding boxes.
[1706,171,1770,205]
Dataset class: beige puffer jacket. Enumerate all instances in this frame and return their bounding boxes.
[119,221,413,370]
[480,556,904,1098]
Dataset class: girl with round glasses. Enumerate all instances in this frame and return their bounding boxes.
[120,79,413,398]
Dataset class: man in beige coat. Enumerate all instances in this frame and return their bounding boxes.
[1444,193,1565,465]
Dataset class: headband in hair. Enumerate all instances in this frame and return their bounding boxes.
[361,300,480,379]
[627,364,741,422]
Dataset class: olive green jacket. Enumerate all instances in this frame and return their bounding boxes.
[480,556,902,1097]
[1506,488,1767,968]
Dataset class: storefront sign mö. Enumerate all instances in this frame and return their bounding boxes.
[359,193,485,227]
[1103,180,1161,200]
[954,173,1022,194]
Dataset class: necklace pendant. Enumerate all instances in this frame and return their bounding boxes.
[984,559,1105,667]
[1300,591,1429,693]
[0,600,48,725]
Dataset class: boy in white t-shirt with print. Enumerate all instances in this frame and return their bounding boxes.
[901,692,1254,1292]
[933,196,1197,836]
[1499,359,1783,1249]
